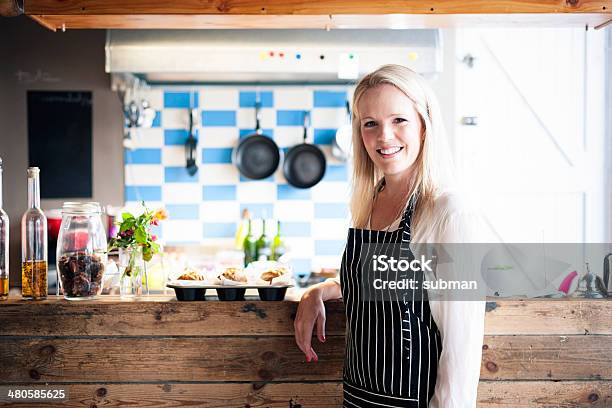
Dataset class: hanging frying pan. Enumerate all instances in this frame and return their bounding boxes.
[233,102,280,180]
[283,111,326,189]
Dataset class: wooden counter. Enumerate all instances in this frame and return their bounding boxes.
[0,296,611,407]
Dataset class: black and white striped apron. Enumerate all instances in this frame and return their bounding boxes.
[340,196,442,407]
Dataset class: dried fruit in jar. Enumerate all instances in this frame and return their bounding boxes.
[58,252,105,297]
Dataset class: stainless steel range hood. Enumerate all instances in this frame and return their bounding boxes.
[105,29,442,84]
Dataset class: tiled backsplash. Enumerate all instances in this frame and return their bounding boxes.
[124,86,354,273]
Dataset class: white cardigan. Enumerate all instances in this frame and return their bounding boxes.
[329,191,486,407]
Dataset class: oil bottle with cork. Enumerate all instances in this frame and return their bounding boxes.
[21,167,47,300]
[0,158,8,300]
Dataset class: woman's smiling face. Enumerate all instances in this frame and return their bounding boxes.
[357,83,423,178]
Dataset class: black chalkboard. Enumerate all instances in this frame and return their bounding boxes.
[27,91,92,198]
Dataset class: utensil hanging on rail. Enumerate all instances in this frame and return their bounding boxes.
[185,90,198,176]
[283,111,326,189]
[233,100,280,180]
[331,99,353,162]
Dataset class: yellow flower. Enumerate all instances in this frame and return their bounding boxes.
[153,208,169,221]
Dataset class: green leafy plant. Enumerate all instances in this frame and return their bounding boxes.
[108,204,167,276]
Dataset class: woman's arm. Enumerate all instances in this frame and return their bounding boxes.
[293,279,342,362]
[321,277,343,300]
[426,194,486,408]
[428,300,485,407]
[324,276,342,299]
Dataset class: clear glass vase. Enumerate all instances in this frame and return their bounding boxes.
[119,247,148,298]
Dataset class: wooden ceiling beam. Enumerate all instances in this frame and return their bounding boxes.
[26,13,612,31]
[22,0,612,16]
[17,0,612,30]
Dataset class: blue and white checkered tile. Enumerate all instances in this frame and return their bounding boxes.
[284,237,315,259]
[311,180,351,202]
[163,183,201,204]
[124,86,355,268]
[274,200,314,221]
[132,128,163,147]
[237,183,275,203]
[274,127,302,149]
[201,88,239,110]
[237,104,276,130]
[200,128,238,148]
[200,164,240,185]
[125,164,164,186]
[274,88,313,110]
[163,220,203,244]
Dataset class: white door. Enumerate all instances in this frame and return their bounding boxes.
[454,27,607,243]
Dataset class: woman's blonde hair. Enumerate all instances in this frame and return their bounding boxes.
[350,64,455,235]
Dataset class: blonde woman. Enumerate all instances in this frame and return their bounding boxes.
[294,64,485,407]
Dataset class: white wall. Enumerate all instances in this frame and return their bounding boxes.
[0,17,124,286]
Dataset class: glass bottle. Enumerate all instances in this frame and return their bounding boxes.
[271,221,286,261]
[234,208,250,250]
[0,158,8,300]
[256,219,272,261]
[21,167,47,300]
[57,202,107,300]
[243,219,257,266]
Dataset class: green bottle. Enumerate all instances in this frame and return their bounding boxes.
[243,219,257,266]
[255,219,272,261]
[271,221,286,261]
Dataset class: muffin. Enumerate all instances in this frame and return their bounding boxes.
[177,268,204,281]
[221,267,247,283]
[260,267,288,283]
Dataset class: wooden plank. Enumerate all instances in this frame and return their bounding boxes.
[1,335,611,382]
[0,298,347,336]
[0,382,344,407]
[0,337,345,382]
[477,381,612,407]
[26,13,612,30]
[23,0,612,16]
[0,381,609,407]
[481,335,612,381]
[484,299,612,335]
[28,14,57,30]
[2,298,612,337]
[2,298,610,406]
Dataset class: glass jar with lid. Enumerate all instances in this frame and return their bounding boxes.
[56,202,107,300]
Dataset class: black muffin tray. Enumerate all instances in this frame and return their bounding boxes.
[167,284,292,301]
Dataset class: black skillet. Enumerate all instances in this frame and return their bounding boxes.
[283,111,326,189]
[233,102,280,180]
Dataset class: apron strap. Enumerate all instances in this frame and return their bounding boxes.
[399,192,418,235]
[398,192,418,266]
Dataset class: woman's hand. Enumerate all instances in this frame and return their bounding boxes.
[294,285,327,362]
